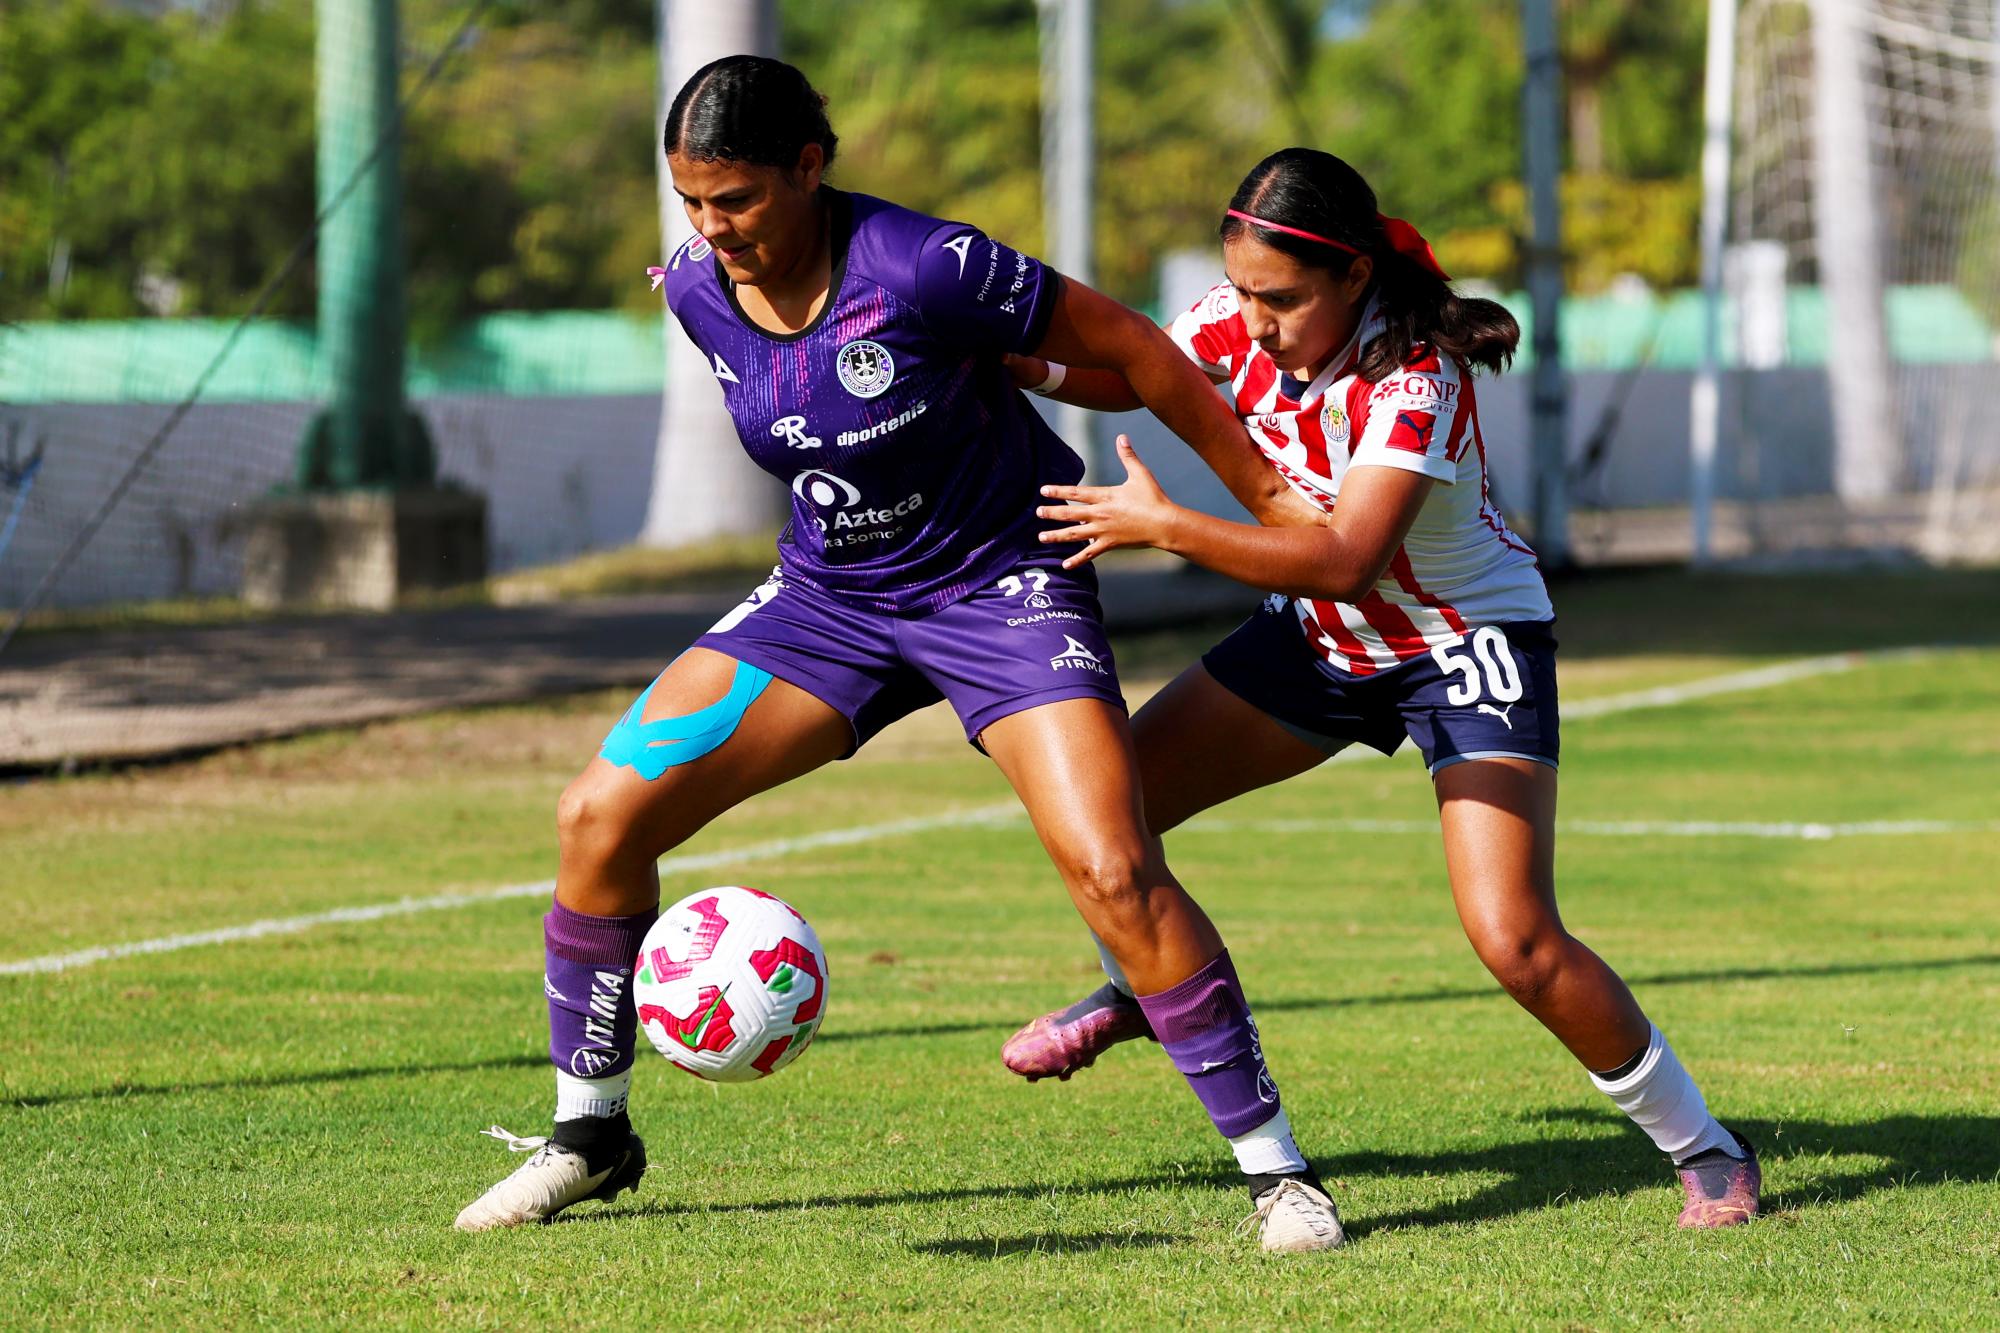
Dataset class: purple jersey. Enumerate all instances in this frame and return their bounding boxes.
[660,190,1082,615]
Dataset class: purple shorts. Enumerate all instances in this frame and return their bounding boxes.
[694,560,1126,753]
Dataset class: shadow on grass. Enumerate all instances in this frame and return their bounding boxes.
[1331,1110,2000,1239]
[2,1052,548,1110]
[912,1231,1185,1259]
[570,1112,1998,1241]
[10,951,1995,1110]
[826,951,2000,1049]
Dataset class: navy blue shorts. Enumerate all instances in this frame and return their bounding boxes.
[1202,600,1560,774]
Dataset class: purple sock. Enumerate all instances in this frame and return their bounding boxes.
[1135,949,1281,1139]
[545,901,657,1082]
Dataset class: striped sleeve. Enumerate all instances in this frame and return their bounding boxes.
[1348,352,1467,484]
[1166,282,1249,377]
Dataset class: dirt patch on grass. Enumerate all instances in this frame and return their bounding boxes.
[0,643,1765,844]
[0,676,1183,843]
[0,639,1792,841]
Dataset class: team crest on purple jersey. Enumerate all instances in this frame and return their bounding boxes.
[836,339,894,398]
[658,190,1081,615]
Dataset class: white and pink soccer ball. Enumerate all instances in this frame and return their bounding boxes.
[634,886,829,1083]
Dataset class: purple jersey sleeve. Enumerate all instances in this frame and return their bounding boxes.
[911,225,1061,358]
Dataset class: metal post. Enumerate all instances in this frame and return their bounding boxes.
[1039,0,1099,478]
[303,0,430,489]
[1992,1,2000,184]
[1521,0,1569,565]
[1690,0,1739,564]
[1811,0,1897,500]
[642,0,784,547]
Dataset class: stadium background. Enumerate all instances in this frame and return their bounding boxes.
[2,5,1998,1325]
[5,0,1996,632]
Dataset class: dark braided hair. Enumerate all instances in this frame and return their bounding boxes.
[1220,148,1517,381]
[664,55,838,171]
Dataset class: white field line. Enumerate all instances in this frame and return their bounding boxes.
[0,644,1954,977]
[1560,646,1939,719]
[0,803,1020,978]
[1188,817,2000,840]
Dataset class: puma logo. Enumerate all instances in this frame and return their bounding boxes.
[1476,703,1515,730]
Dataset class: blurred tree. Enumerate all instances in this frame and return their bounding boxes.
[1491,173,1703,291]
[400,11,657,334]
[1304,0,1525,260]
[1094,0,1280,302]
[480,0,650,41]
[783,0,1279,307]
[0,0,1715,325]
[1294,0,1705,288]
[1561,0,1705,178]
[0,0,661,325]
[781,1,1045,264]
[69,1,318,319]
[0,0,169,318]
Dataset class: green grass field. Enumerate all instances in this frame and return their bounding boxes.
[3,572,1998,1328]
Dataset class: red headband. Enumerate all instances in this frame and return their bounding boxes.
[1225,208,1450,282]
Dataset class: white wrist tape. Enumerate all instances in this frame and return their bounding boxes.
[1027,361,1068,396]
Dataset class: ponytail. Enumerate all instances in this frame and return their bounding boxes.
[1360,249,1519,381]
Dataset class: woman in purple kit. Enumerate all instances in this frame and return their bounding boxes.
[454,56,1343,1252]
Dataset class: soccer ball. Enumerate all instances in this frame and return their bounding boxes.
[634,886,829,1083]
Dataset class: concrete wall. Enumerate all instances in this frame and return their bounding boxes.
[4,362,1995,609]
[1118,368,1845,524]
[1125,363,1998,526]
[0,394,659,607]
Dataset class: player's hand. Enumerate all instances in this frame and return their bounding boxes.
[1003,353,1050,389]
[1036,436,1177,568]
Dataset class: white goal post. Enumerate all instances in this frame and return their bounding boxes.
[1693,0,2000,564]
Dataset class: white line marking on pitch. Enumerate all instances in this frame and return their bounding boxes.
[0,643,1953,976]
[0,804,1020,977]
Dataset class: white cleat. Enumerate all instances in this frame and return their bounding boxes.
[453,1125,647,1232]
[1244,1177,1346,1254]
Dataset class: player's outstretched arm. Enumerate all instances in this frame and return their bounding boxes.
[1002,352,1147,412]
[1031,277,1325,530]
[1039,436,1433,603]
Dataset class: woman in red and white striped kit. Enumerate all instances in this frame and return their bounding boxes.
[1002,147,1760,1232]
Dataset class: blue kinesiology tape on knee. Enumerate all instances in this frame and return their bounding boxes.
[600,660,773,780]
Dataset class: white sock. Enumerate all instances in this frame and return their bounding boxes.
[1589,1025,1739,1163]
[1228,1108,1310,1176]
[554,1068,631,1122]
[1092,933,1135,998]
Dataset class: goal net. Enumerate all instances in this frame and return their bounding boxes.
[1725,0,2000,563]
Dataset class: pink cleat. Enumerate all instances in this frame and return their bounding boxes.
[1675,1131,1762,1229]
[1001,982,1154,1081]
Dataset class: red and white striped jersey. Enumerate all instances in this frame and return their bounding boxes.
[1169,282,1550,675]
